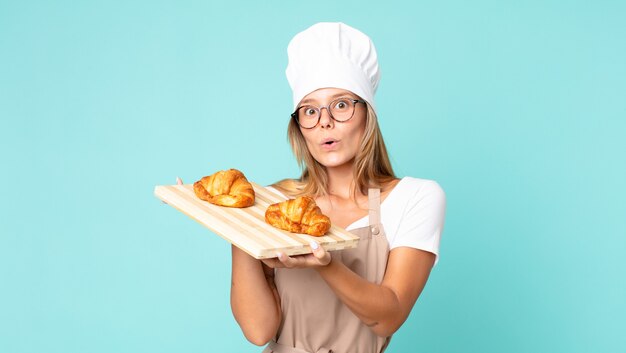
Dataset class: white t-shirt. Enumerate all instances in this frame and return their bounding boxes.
[267,177,446,264]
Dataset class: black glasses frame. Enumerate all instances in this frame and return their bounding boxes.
[290,98,366,129]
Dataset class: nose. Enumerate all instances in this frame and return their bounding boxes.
[318,107,334,128]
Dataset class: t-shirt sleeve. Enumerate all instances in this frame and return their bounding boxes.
[389,180,446,265]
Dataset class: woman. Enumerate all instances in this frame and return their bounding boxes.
[230,23,446,353]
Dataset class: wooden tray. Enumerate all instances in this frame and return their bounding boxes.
[154,182,359,259]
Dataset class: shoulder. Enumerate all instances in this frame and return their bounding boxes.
[390,177,445,207]
[381,176,446,230]
[384,177,446,264]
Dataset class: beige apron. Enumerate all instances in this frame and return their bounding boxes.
[263,188,391,353]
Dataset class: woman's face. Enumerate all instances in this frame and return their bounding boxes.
[297,88,367,169]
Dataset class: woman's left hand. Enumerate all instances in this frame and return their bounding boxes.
[261,241,331,269]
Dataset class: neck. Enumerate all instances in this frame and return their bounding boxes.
[325,161,361,200]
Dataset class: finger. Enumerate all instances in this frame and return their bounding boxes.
[261,257,283,268]
[277,252,297,268]
[265,252,292,268]
[310,241,331,266]
[176,177,183,185]
[288,253,319,268]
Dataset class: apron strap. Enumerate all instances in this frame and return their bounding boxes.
[368,188,381,235]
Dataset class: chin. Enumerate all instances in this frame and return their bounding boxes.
[315,155,354,169]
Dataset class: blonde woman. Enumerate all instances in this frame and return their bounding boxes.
[229,23,446,353]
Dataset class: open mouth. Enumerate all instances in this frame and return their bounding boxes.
[321,137,338,145]
[321,139,339,149]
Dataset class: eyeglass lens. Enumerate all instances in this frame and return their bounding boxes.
[296,98,356,128]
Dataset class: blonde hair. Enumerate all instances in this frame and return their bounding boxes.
[272,103,396,199]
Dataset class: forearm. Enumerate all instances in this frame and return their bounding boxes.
[316,258,405,337]
[316,248,436,337]
[230,245,281,345]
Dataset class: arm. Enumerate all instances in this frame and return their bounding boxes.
[316,247,435,337]
[269,245,435,337]
[317,180,445,336]
[171,178,280,345]
[168,178,280,344]
[230,245,281,345]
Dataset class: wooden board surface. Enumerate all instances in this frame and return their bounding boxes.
[154,182,359,259]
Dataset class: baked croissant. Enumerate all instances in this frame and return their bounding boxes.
[193,169,255,207]
[265,196,331,237]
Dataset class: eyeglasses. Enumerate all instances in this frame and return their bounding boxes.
[291,98,366,129]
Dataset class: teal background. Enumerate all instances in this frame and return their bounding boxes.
[1,1,625,352]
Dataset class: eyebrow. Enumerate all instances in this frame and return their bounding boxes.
[299,92,357,106]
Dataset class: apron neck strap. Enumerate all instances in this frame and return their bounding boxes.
[368,188,381,225]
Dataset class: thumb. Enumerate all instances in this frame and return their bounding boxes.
[309,241,330,265]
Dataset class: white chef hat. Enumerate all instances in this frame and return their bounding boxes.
[286,22,381,113]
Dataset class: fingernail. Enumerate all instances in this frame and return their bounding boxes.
[276,252,283,259]
[309,241,319,250]
[176,177,182,185]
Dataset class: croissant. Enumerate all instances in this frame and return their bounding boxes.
[265,196,331,237]
[193,169,255,208]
